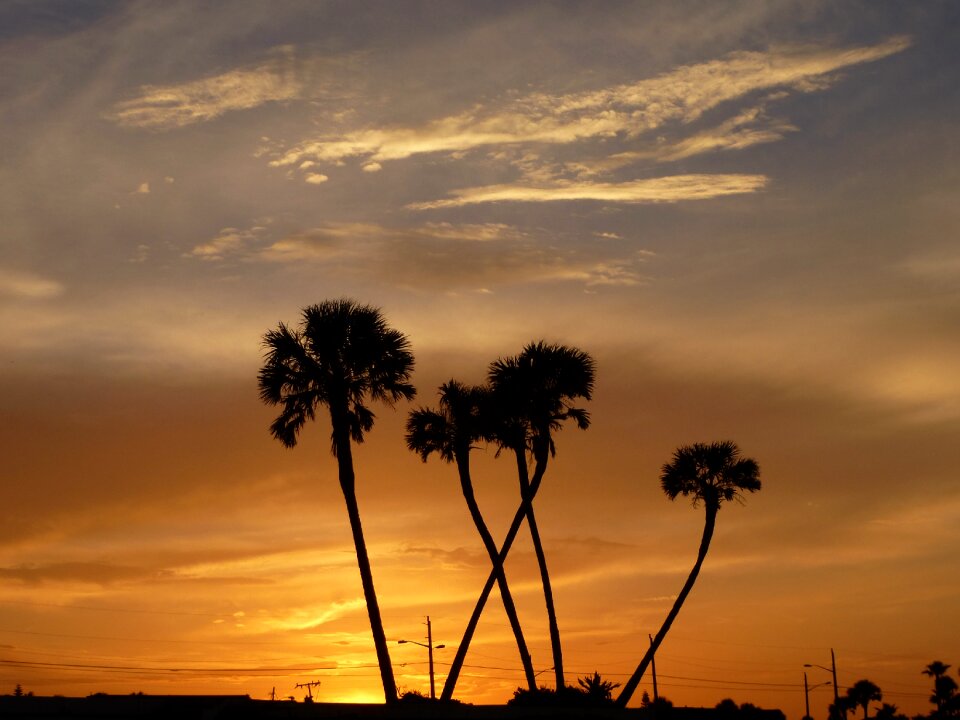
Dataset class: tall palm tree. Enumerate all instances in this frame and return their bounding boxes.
[617,441,761,707]
[405,381,537,691]
[257,299,415,704]
[846,679,883,720]
[440,342,595,698]
[488,341,595,691]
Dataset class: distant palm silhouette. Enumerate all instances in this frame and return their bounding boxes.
[617,441,761,707]
[258,300,415,704]
[924,662,952,680]
[923,662,957,716]
[846,679,883,720]
[441,342,595,699]
[405,381,537,691]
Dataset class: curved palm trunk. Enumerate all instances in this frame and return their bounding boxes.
[334,421,397,704]
[440,462,549,700]
[616,502,718,707]
[515,447,564,690]
[455,449,537,690]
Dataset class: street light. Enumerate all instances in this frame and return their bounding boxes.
[398,616,445,700]
[804,671,832,719]
[805,648,841,719]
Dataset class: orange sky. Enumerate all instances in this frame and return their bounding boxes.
[2,2,958,718]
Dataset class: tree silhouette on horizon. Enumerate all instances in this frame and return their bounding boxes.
[257,299,415,704]
[846,679,883,720]
[405,380,538,691]
[924,662,957,717]
[441,341,595,699]
[617,440,761,707]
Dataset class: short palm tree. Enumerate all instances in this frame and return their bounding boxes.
[617,441,761,707]
[258,299,415,704]
[406,381,537,691]
[847,679,883,720]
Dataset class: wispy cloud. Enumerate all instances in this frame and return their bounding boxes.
[407,174,769,209]
[0,269,64,299]
[270,37,910,179]
[105,47,302,130]
[188,220,651,291]
[189,225,269,260]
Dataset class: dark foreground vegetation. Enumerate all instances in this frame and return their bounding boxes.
[0,693,786,720]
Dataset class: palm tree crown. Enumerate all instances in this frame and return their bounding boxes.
[405,380,487,463]
[847,679,883,720]
[488,341,595,459]
[258,299,415,452]
[661,440,762,510]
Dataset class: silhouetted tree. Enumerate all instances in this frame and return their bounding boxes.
[617,441,761,707]
[441,342,594,698]
[577,671,620,704]
[846,679,882,720]
[405,381,537,690]
[873,702,907,720]
[13,684,23,697]
[925,662,957,717]
[258,299,415,704]
[487,341,595,690]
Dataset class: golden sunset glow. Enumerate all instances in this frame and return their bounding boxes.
[2,3,958,719]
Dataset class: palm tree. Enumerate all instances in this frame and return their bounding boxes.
[924,662,956,716]
[258,299,415,704]
[488,341,595,691]
[440,342,595,699]
[405,381,537,691]
[846,679,882,720]
[617,441,761,707]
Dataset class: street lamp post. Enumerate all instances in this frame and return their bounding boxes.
[398,616,446,700]
[804,672,832,719]
[805,648,842,719]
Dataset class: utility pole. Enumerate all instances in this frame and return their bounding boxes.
[427,616,437,701]
[397,617,445,700]
[804,672,811,719]
[831,648,843,719]
[295,680,321,702]
[649,634,659,702]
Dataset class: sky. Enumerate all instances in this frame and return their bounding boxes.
[1,0,959,716]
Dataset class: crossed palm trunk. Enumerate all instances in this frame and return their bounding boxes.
[441,455,551,700]
[514,443,565,690]
[454,447,538,690]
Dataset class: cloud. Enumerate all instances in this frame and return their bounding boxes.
[270,37,910,178]
[105,47,302,130]
[187,219,652,293]
[304,172,329,185]
[189,225,268,260]
[407,174,769,209]
[0,269,64,299]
